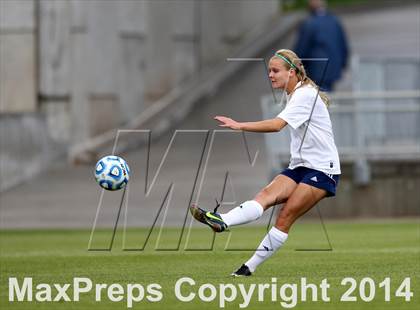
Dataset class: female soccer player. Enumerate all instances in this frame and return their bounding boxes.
[190,49,340,276]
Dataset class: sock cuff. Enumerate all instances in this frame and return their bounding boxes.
[270,226,288,242]
[242,200,264,217]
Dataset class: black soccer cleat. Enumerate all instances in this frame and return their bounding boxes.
[189,203,228,233]
[231,264,252,277]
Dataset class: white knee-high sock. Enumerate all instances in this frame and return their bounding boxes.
[220,200,264,227]
[244,226,288,272]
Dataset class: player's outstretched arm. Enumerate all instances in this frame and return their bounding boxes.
[214,116,287,133]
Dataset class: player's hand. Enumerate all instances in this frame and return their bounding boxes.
[214,116,242,130]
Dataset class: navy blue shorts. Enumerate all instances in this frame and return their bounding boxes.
[281,166,340,197]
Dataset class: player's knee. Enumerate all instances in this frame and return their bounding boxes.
[254,188,273,208]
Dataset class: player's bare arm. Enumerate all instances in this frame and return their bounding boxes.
[214,116,287,133]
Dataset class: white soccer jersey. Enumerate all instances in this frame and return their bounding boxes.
[277,82,341,175]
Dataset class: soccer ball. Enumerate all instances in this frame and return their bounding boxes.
[94,155,130,191]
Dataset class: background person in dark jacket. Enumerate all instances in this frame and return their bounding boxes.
[294,0,349,91]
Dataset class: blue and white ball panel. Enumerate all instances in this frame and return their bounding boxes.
[95,161,105,174]
[108,165,122,180]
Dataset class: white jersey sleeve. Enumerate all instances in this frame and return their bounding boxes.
[276,88,316,129]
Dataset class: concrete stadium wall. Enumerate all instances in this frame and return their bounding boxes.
[0,0,279,192]
[0,114,65,191]
[0,0,37,113]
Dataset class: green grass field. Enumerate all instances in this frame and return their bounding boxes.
[1,220,419,309]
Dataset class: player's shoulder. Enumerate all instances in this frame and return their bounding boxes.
[294,83,318,99]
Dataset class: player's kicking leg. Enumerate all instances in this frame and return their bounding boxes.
[189,175,296,233]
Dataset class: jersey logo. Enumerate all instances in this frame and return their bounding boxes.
[310,176,318,182]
